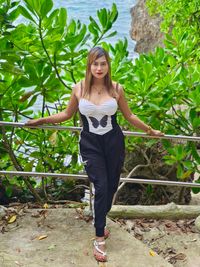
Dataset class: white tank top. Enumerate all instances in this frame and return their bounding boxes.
[79,98,118,135]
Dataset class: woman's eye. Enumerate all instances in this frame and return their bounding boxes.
[92,62,107,67]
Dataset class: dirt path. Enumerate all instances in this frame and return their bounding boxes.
[0,206,172,267]
[1,186,200,267]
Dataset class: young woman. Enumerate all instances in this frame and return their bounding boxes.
[26,46,163,262]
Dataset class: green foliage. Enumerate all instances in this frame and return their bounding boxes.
[0,0,122,199]
[0,0,200,200]
[143,0,200,184]
[146,0,200,35]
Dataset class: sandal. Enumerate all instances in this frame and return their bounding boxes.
[104,228,110,239]
[93,240,107,262]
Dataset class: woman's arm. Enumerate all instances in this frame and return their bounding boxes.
[25,86,79,126]
[118,85,163,136]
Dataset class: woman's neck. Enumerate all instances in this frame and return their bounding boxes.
[92,78,105,86]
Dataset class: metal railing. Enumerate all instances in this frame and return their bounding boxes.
[1,121,200,141]
[0,121,200,189]
[0,170,200,188]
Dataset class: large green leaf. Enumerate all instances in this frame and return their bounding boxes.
[18,5,36,23]
[58,8,67,29]
[89,16,101,31]
[110,3,118,23]
[40,0,53,18]
[97,8,107,28]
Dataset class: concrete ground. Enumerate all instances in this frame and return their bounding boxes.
[0,208,172,267]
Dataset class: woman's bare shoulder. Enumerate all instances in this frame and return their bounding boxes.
[112,81,123,89]
[112,81,124,98]
[73,80,85,100]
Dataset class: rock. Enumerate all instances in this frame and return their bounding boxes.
[83,208,93,218]
[134,226,144,235]
[195,215,200,231]
[124,220,135,232]
[148,227,162,238]
[0,205,7,219]
[130,0,165,53]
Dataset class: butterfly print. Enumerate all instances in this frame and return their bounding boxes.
[89,115,108,128]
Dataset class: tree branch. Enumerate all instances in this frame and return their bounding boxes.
[0,109,43,202]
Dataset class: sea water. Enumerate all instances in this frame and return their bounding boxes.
[53,0,137,56]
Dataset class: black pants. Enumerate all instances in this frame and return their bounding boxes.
[79,125,125,237]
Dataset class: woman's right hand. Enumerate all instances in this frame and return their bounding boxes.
[25,118,44,126]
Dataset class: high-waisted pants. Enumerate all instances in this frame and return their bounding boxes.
[79,125,125,237]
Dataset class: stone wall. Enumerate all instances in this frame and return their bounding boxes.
[130,0,165,53]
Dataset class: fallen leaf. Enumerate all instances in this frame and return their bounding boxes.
[166,247,176,254]
[48,244,56,250]
[38,235,48,240]
[39,210,48,216]
[14,261,23,266]
[46,224,55,229]
[43,203,48,209]
[31,212,40,218]
[8,215,17,224]
[172,253,187,260]
[149,249,156,256]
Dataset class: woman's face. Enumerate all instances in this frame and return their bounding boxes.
[90,56,109,79]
